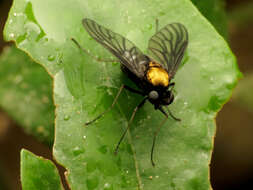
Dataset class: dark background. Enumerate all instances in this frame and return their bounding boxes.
[0,0,253,189]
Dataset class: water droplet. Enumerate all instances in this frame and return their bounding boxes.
[9,33,15,38]
[146,23,153,30]
[13,12,17,16]
[86,177,99,190]
[112,62,118,66]
[73,146,84,156]
[155,175,159,178]
[64,115,70,121]
[126,170,129,174]
[83,135,87,140]
[47,54,55,61]
[107,89,113,95]
[24,21,45,42]
[86,160,97,173]
[98,145,107,154]
[104,183,111,189]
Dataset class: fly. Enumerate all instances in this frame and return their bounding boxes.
[71,18,188,166]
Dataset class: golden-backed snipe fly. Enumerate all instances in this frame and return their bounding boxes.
[71,18,188,166]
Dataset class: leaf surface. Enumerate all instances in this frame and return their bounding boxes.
[21,149,64,190]
[4,0,240,189]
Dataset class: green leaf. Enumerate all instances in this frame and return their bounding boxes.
[0,46,54,145]
[191,0,228,38]
[4,0,241,189]
[20,149,64,190]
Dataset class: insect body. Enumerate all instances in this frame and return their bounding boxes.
[146,61,169,87]
[72,18,188,166]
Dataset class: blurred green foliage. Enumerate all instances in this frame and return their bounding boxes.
[0,46,54,145]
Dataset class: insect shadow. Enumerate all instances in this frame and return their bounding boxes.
[71,18,188,166]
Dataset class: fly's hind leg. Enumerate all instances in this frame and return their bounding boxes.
[151,106,180,166]
[166,107,181,121]
[84,84,125,125]
[114,97,147,155]
[85,84,144,125]
[71,38,118,63]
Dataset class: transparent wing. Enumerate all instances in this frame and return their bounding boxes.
[148,23,188,77]
[82,18,149,78]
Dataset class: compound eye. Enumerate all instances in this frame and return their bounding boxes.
[149,90,159,100]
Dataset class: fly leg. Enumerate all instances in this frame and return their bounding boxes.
[85,84,144,125]
[168,82,175,91]
[71,38,118,63]
[150,107,168,166]
[151,106,181,166]
[85,84,124,125]
[166,82,180,121]
[165,107,181,121]
[114,97,148,155]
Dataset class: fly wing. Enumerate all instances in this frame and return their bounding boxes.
[148,23,188,78]
[82,18,149,78]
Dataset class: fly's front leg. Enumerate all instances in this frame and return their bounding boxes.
[114,97,148,155]
[168,82,175,91]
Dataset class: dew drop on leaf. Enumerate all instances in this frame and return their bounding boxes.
[73,146,84,156]
[64,115,70,121]
[104,183,111,189]
[9,33,15,38]
[47,54,55,61]
[146,23,153,30]
[86,177,99,190]
[98,145,107,154]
